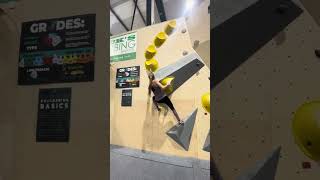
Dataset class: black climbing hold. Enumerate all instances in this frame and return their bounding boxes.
[307,141,312,146]
[276,4,289,14]
[315,49,320,58]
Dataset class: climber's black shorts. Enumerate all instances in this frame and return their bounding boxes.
[153,96,175,110]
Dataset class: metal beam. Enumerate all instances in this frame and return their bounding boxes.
[110,7,129,31]
[132,0,146,25]
[130,0,139,30]
[146,0,152,25]
[154,0,167,22]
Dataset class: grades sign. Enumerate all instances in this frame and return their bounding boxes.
[18,14,96,85]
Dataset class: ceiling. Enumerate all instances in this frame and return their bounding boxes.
[110,0,207,35]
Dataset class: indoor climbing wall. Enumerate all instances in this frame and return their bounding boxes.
[213,0,320,180]
[110,18,210,161]
[270,1,320,179]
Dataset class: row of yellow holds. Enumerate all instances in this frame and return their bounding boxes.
[145,32,167,59]
[153,20,176,47]
[145,45,159,72]
[292,101,320,162]
[144,20,177,73]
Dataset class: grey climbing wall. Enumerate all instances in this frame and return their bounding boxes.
[212,0,320,180]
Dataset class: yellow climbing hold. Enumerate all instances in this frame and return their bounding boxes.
[165,20,176,35]
[201,92,210,113]
[145,58,159,72]
[145,44,157,59]
[154,32,167,47]
[160,76,175,94]
[292,101,320,161]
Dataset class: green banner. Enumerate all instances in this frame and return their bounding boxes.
[110,32,137,62]
[0,0,15,4]
[111,52,136,62]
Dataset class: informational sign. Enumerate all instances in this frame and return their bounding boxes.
[18,14,96,85]
[116,66,140,88]
[36,88,71,142]
[121,89,132,106]
[0,0,16,8]
[110,32,137,62]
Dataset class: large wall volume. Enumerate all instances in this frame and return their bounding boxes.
[0,0,108,180]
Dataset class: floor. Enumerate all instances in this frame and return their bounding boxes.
[110,144,211,180]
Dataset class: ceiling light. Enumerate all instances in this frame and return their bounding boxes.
[185,0,195,11]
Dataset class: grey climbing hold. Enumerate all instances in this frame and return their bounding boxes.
[236,146,282,180]
[203,132,210,152]
[154,52,205,96]
[193,40,200,49]
[182,51,188,56]
[167,109,198,151]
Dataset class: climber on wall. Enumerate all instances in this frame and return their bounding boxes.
[148,72,184,125]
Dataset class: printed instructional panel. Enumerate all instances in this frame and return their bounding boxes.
[37,88,71,142]
[18,14,96,85]
[116,66,140,88]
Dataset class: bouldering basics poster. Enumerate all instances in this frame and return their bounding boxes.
[18,14,95,85]
[37,88,71,142]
